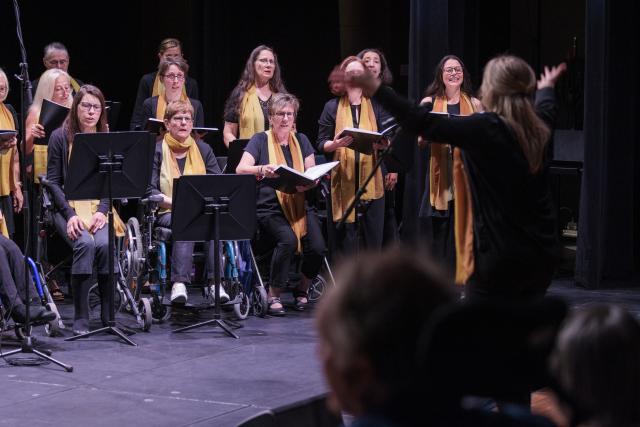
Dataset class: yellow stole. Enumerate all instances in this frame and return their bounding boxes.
[431,94,476,285]
[159,133,206,214]
[238,85,265,139]
[70,77,81,93]
[67,139,125,236]
[155,93,191,122]
[0,103,16,237]
[331,96,384,223]
[266,130,307,253]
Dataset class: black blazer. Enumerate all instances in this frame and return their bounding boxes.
[130,96,204,131]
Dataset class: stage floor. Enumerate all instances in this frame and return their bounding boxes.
[1,279,639,427]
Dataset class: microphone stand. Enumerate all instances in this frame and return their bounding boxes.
[1,0,72,372]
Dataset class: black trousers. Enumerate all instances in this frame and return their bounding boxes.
[53,212,111,275]
[328,196,385,257]
[258,209,326,289]
[0,235,37,309]
[156,213,216,284]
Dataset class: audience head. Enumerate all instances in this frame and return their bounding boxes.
[0,68,8,103]
[157,38,184,63]
[316,248,454,422]
[65,85,107,141]
[550,304,640,427]
[43,42,70,72]
[357,48,393,85]
[163,100,194,143]
[425,54,472,98]
[32,68,72,113]
[479,55,550,173]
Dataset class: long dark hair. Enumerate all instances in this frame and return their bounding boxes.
[357,48,393,85]
[64,85,108,144]
[424,54,473,99]
[223,45,287,119]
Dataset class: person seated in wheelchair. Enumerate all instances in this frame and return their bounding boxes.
[236,93,326,315]
[0,233,56,325]
[46,85,121,336]
[146,100,225,305]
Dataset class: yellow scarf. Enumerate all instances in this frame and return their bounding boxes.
[239,85,265,139]
[266,130,307,253]
[431,94,476,285]
[331,96,384,223]
[159,133,206,214]
[0,103,17,198]
[67,140,125,236]
[70,77,81,93]
[155,94,191,122]
[152,73,188,103]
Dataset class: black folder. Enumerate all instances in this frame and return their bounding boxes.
[37,99,70,145]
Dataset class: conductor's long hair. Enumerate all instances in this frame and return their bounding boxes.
[64,85,108,144]
[479,55,550,173]
[223,45,287,119]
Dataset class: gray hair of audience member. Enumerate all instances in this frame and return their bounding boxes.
[550,303,640,427]
[315,248,454,418]
[267,92,299,118]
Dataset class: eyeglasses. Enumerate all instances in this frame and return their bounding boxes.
[443,66,463,75]
[257,58,275,65]
[274,111,294,119]
[79,101,102,112]
[171,116,193,123]
[164,73,185,82]
[46,59,69,67]
[0,86,7,94]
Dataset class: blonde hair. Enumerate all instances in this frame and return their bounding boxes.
[164,100,194,121]
[30,68,72,117]
[0,68,8,103]
[479,55,550,173]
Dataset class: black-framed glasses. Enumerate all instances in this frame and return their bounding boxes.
[444,66,463,75]
[164,73,185,82]
[171,115,193,123]
[79,102,102,112]
[274,111,294,119]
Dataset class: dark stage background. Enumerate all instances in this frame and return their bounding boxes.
[2,0,638,288]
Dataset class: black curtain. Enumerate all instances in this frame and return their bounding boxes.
[575,0,640,288]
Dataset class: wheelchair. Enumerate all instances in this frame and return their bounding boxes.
[38,177,153,332]
[121,194,268,322]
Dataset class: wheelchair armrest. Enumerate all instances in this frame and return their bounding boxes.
[142,194,164,205]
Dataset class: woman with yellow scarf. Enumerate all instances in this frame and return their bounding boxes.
[417,55,482,282]
[130,58,204,132]
[223,45,288,148]
[46,85,118,335]
[236,93,325,316]
[0,68,23,238]
[317,56,392,256]
[147,100,223,305]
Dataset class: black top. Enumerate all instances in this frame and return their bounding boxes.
[46,127,110,221]
[223,87,271,131]
[146,139,221,199]
[131,71,199,131]
[130,96,204,131]
[374,85,560,293]
[244,131,314,215]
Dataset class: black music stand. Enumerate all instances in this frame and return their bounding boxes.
[64,131,155,346]
[224,138,249,173]
[170,174,256,338]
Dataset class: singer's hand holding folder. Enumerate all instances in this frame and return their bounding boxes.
[264,161,339,194]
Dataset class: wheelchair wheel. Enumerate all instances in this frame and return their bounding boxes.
[151,295,171,324]
[138,298,153,332]
[251,286,268,318]
[122,217,143,295]
[308,274,328,303]
[233,291,250,320]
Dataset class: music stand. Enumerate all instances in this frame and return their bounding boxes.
[64,131,155,346]
[224,138,249,173]
[170,174,256,338]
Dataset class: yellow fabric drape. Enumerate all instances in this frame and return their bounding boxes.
[155,94,191,122]
[266,130,307,253]
[67,140,125,236]
[0,103,17,197]
[159,133,206,214]
[331,96,384,223]
[238,85,265,139]
[70,77,81,93]
[431,94,476,285]
[152,72,188,114]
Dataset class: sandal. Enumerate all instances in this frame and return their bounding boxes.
[292,290,309,311]
[51,288,65,302]
[268,297,286,316]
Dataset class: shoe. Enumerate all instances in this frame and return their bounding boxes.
[171,282,188,304]
[10,304,47,324]
[38,309,57,323]
[209,284,230,304]
[73,318,90,336]
[292,290,309,311]
[268,297,286,316]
